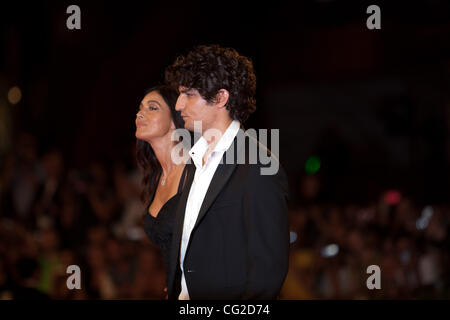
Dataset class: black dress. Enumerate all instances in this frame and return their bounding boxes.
[144,165,188,283]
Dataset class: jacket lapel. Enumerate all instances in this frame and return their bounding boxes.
[192,133,243,229]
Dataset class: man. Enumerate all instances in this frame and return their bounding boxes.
[165,44,290,300]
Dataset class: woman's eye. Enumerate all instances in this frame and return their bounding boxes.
[148,106,158,110]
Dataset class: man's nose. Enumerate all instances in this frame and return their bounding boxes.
[175,95,185,111]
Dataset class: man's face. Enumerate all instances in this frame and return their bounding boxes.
[175,86,215,133]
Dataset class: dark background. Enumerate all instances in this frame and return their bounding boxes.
[0,0,449,300]
[1,0,450,204]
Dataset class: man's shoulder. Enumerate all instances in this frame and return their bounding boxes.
[228,129,284,178]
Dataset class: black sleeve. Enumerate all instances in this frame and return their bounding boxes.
[242,163,290,299]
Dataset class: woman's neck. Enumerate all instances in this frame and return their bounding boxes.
[150,140,177,176]
[149,129,187,178]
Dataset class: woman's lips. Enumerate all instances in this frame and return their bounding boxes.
[136,121,147,128]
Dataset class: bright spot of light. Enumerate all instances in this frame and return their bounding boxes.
[416,205,434,230]
[8,86,22,105]
[384,190,401,205]
[321,243,339,258]
[422,206,434,220]
[289,231,298,244]
[305,155,321,174]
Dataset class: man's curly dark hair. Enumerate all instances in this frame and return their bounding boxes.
[165,44,257,123]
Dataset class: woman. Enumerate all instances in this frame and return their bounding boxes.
[135,85,189,295]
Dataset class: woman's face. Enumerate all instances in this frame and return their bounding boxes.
[135,91,175,142]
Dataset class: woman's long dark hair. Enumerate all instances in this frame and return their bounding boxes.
[135,85,184,207]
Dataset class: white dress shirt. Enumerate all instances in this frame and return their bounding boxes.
[178,119,241,300]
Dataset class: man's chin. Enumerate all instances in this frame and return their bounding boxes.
[184,123,197,133]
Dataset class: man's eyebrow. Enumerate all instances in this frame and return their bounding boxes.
[180,88,194,94]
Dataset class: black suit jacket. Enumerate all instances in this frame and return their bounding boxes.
[167,130,290,300]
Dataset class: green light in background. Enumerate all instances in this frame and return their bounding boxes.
[305,156,321,174]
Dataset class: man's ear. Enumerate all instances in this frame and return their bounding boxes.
[215,89,230,109]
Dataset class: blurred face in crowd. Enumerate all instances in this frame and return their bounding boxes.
[135,91,175,142]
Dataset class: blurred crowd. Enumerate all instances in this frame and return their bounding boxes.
[0,132,449,299]
[0,132,165,299]
[281,174,450,299]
